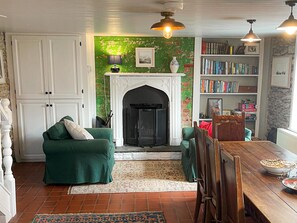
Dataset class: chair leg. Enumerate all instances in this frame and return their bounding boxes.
[194,186,202,223]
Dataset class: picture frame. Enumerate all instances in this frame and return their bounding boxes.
[135,47,155,67]
[0,50,5,84]
[244,42,260,55]
[207,98,223,117]
[271,56,291,88]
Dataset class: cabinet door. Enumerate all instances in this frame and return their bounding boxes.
[49,99,83,125]
[16,100,50,161]
[47,36,82,99]
[12,36,48,99]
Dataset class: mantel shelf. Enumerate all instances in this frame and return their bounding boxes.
[105,72,185,77]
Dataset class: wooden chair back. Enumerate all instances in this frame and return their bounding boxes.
[205,135,222,222]
[193,121,208,223]
[194,121,208,184]
[212,112,245,141]
[219,147,245,223]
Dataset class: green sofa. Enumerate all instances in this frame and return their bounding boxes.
[180,127,252,182]
[43,117,115,185]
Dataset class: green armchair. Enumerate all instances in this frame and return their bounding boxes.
[180,126,252,182]
[43,116,115,185]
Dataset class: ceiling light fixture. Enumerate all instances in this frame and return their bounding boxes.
[241,19,261,42]
[150,11,185,39]
[277,0,297,35]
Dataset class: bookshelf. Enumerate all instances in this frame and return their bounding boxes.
[192,37,264,137]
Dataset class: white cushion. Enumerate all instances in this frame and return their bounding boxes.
[64,119,94,140]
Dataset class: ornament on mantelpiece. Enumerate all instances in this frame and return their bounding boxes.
[170,56,179,73]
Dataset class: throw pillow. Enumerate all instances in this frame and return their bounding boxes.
[64,119,94,140]
[59,115,74,122]
[199,121,213,137]
[47,122,72,140]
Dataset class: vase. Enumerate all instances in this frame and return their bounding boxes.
[170,56,179,73]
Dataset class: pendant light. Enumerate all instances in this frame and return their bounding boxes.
[150,11,185,39]
[241,19,261,42]
[277,0,297,35]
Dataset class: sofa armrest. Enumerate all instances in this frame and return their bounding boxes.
[43,139,113,156]
[85,128,113,143]
[182,127,194,140]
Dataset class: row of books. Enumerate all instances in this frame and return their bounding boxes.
[200,79,239,93]
[201,41,229,54]
[201,58,258,75]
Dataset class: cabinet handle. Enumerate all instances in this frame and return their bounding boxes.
[45,92,48,94]
[49,92,52,94]
[50,104,53,107]
[46,104,49,107]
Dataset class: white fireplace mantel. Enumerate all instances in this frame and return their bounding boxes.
[105,72,185,147]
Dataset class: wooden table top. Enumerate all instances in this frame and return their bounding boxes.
[219,140,297,223]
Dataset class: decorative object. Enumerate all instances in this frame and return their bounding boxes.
[151,11,185,39]
[260,159,296,176]
[69,160,196,194]
[235,45,245,55]
[244,42,260,55]
[223,109,232,115]
[207,98,223,118]
[241,19,261,42]
[135,48,155,67]
[0,50,5,84]
[277,0,297,35]
[271,56,291,88]
[32,211,166,223]
[108,55,122,73]
[170,56,179,73]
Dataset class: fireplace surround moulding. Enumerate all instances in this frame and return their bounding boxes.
[105,72,185,147]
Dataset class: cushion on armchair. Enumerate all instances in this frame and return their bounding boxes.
[64,119,94,140]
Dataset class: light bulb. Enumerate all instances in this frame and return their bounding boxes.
[163,26,172,39]
[286,27,297,35]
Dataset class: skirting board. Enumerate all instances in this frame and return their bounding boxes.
[277,128,297,155]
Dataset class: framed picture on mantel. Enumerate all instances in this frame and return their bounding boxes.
[135,47,155,68]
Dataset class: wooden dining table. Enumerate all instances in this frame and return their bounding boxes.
[219,140,297,223]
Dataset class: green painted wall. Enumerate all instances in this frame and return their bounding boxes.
[94,36,195,127]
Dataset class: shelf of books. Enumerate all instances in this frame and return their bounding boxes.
[194,37,264,137]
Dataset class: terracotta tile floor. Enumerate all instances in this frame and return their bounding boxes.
[9,162,199,223]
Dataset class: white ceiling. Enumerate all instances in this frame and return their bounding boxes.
[0,0,294,38]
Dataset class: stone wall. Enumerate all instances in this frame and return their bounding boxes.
[267,37,295,134]
[0,32,9,99]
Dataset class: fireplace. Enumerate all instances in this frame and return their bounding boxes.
[105,72,184,147]
[123,86,168,146]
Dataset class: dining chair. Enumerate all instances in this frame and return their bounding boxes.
[204,135,222,222]
[193,121,208,223]
[212,112,245,141]
[219,148,246,223]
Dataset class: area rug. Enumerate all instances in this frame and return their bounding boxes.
[32,211,166,223]
[69,160,196,194]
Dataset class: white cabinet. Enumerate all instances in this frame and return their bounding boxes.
[12,35,82,99]
[11,34,84,161]
[16,99,82,161]
[193,37,264,137]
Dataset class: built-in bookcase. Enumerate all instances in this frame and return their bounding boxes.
[193,38,264,137]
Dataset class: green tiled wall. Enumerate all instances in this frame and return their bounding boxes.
[95,36,195,127]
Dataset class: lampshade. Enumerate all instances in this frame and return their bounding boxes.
[108,55,122,73]
[277,0,297,35]
[108,55,122,65]
[151,11,185,39]
[241,19,261,42]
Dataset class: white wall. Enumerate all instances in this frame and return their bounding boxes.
[277,128,297,155]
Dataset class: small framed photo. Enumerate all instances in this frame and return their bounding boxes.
[207,98,223,117]
[244,43,260,55]
[0,50,5,84]
[271,56,291,88]
[135,47,155,67]
[223,109,232,115]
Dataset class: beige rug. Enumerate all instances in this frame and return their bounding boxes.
[68,160,196,194]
